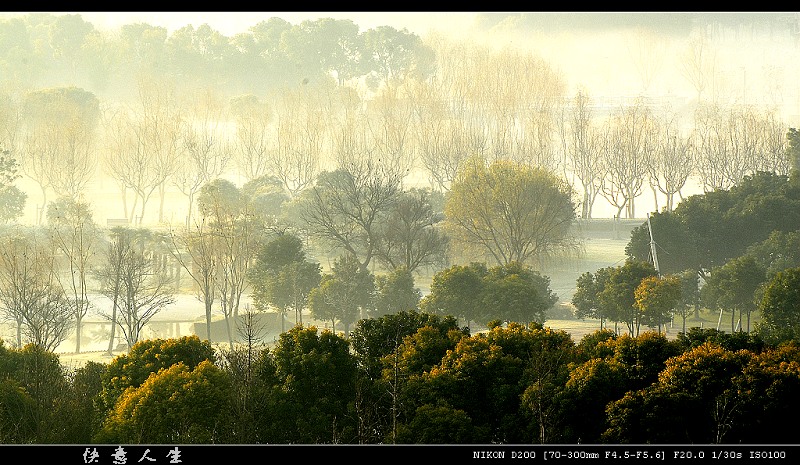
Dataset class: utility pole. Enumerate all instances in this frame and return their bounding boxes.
[647,213,660,277]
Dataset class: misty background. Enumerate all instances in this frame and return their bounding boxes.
[0,12,800,223]
[1,12,798,225]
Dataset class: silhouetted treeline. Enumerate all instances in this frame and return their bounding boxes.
[0,13,431,99]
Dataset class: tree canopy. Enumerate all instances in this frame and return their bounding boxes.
[626,171,800,275]
[574,260,659,336]
[445,159,577,267]
[248,233,321,331]
[422,261,557,327]
[308,253,374,335]
[755,267,800,345]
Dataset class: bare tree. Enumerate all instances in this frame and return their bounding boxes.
[476,47,564,170]
[407,74,485,192]
[648,115,695,212]
[169,218,217,343]
[267,84,327,198]
[101,106,146,223]
[423,116,482,193]
[138,77,185,224]
[197,179,260,350]
[96,228,124,354]
[101,77,184,225]
[444,43,492,161]
[482,48,519,164]
[95,227,175,349]
[231,94,272,181]
[558,90,604,219]
[514,52,564,172]
[761,64,785,110]
[215,213,256,351]
[21,127,57,224]
[46,197,99,353]
[47,112,98,201]
[329,84,374,169]
[694,103,761,193]
[408,79,460,191]
[21,87,100,223]
[411,38,492,192]
[757,108,790,176]
[600,99,655,218]
[680,32,717,103]
[300,157,403,273]
[174,88,231,228]
[170,178,266,348]
[724,105,761,184]
[366,85,415,180]
[597,121,628,219]
[693,103,730,192]
[0,228,73,352]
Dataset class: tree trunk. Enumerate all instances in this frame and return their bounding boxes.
[106,292,119,355]
[224,311,234,351]
[204,299,213,341]
[75,313,82,353]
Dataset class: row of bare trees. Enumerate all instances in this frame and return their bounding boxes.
[559,92,789,219]
[0,37,791,228]
[0,208,180,355]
